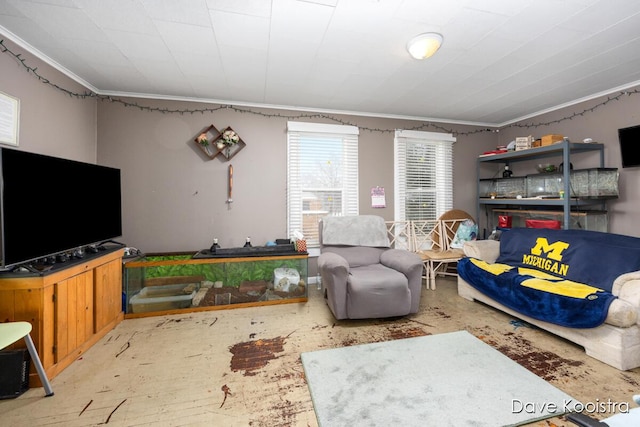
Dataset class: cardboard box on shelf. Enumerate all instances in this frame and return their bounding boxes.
[541,134,564,146]
[515,136,534,151]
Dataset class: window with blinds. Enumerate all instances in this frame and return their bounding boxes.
[287,122,359,248]
[394,130,455,221]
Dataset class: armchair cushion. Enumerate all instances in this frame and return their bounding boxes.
[347,264,411,319]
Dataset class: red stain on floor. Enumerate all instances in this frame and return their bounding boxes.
[478,333,583,382]
[229,336,287,376]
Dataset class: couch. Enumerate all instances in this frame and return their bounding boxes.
[456,227,640,370]
[318,215,423,320]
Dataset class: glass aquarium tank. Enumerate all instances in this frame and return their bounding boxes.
[526,168,619,199]
[123,248,308,317]
[479,177,526,199]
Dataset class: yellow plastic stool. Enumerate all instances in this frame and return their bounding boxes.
[0,322,54,397]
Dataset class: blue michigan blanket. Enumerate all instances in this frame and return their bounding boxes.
[458,258,616,328]
[458,228,640,328]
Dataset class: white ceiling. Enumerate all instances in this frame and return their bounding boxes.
[2,0,640,126]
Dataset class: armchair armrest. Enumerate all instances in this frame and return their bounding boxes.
[381,249,423,313]
[462,240,500,263]
[318,251,350,285]
[318,251,350,319]
[380,248,422,277]
[611,272,640,327]
[612,271,640,304]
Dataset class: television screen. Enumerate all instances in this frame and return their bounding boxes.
[618,124,640,168]
[0,148,122,268]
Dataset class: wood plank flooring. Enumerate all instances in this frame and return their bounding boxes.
[1,278,639,426]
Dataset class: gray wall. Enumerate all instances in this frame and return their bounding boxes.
[497,91,640,237]
[0,39,97,162]
[3,35,640,270]
[96,100,494,253]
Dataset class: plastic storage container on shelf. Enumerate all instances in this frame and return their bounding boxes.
[526,173,562,198]
[479,177,526,198]
[588,168,619,197]
[479,179,496,198]
[525,168,619,199]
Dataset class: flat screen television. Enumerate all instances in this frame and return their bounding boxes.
[0,147,122,269]
[618,124,640,168]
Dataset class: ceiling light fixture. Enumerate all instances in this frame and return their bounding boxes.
[407,33,443,60]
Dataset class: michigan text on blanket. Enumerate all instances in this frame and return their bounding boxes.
[521,237,569,276]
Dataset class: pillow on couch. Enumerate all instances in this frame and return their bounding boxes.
[450,219,478,249]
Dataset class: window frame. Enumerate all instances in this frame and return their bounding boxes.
[394,129,455,221]
[287,121,359,251]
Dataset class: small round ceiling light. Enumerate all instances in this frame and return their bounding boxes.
[407,33,443,60]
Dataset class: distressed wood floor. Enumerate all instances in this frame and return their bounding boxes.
[1,278,639,426]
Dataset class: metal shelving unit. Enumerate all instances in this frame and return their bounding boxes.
[477,140,608,230]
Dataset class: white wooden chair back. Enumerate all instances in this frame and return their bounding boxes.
[411,213,475,290]
[385,220,413,250]
[439,218,471,251]
[411,219,441,252]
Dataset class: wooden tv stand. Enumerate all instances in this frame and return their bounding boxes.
[0,248,125,387]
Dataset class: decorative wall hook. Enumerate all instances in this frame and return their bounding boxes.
[227,164,233,204]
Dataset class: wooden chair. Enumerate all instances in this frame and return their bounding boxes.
[413,210,475,290]
[411,219,440,287]
[0,321,54,397]
[385,220,413,251]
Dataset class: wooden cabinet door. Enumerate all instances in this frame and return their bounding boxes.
[94,259,123,332]
[54,271,94,363]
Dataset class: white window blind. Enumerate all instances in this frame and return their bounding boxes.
[394,130,455,221]
[287,122,359,248]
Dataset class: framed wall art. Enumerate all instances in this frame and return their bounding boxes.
[0,91,19,147]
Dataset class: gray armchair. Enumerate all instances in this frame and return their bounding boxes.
[317,215,423,320]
